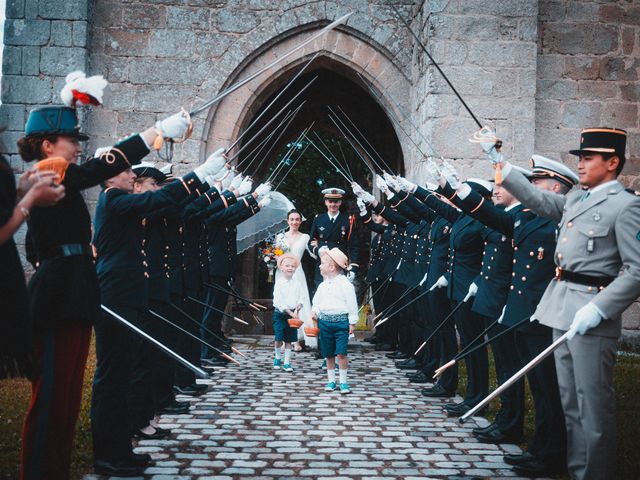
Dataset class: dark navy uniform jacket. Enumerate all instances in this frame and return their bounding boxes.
[439,182,522,319]
[397,188,451,290]
[360,209,387,283]
[418,187,485,303]
[459,187,558,326]
[205,195,260,281]
[27,135,149,329]
[94,172,202,309]
[308,211,360,280]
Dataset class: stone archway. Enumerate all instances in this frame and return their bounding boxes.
[201,24,415,167]
[199,23,414,325]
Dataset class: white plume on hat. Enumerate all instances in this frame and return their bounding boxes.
[61,70,108,107]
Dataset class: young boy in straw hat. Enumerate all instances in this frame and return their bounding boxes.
[311,247,358,394]
[272,252,305,372]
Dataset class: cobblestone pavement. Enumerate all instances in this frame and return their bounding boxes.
[85,335,550,480]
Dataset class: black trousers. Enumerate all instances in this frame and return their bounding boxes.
[129,308,157,430]
[515,321,566,464]
[91,306,137,462]
[426,288,458,393]
[489,322,524,436]
[373,277,396,346]
[149,300,177,409]
[453,302,489,406]
[395,284,415,354]
[173,292,203,388]
[201,276,229,359]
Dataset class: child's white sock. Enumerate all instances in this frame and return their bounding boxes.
[274,347,282,360]
[327,369,336,384]
[339,368,348,384]
[284,348,291,365]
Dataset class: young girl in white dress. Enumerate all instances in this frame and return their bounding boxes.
[274,209,316,349]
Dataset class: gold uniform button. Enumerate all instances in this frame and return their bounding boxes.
[567,222,573,228]
[510,285,515,290]
[522,276,526,281]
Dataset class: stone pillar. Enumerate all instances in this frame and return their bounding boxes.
[537,0,640,332]
[1,0,89,271]
[408,0,539,181]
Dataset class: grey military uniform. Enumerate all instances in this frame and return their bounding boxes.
[503,166,640,480]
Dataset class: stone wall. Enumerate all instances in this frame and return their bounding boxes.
[536,0,639,331]
[1,0,638,331]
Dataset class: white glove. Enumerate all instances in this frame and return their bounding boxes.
[470,127,503,164]
[221,169,235,190]
[346,271,356,283]
[375,175,388,192]
[497,305,506,324]
[434,275,448,289]
[94,146,110,158]
[156,110,190,140]
[399,177,417,193]
[425,160,442,185]
[356,198,367,216]
[360,190,375,204]
[254,182,272,200]
[237,177,252,196]
[230,173,243,190]
[440,162,460,189]
[387,175,403,191]
[351,182,365,196]
[463,282,478,302]
[258,194,272,209]
[567,303,603,340]
[194,147,228,182]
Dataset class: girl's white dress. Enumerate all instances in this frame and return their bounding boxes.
[274,232,316,347]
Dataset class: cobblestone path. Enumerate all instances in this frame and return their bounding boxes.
[86,336,550,479]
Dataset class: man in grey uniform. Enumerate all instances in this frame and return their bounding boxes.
[484,127,640,480]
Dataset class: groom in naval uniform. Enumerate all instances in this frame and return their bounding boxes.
[308,188,360,290]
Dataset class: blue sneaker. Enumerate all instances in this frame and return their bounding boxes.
[324,382,337,391]
[283,364,293,372]
[339,383,352,394]
[273,358,281,370]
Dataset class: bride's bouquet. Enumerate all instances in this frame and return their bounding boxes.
[259,233,289,283]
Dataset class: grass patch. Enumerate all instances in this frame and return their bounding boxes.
[1,337,638,478]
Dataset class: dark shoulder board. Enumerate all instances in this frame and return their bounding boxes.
[624,188,640,196]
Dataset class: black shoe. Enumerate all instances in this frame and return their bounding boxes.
[374,343,395,351]
[190,382,209,391]
[364,335,379,343]
[513,458,564,477]
[409,372,431,383]
[386,351,410,360]
[158,401,190,415]
[396,358,418,369]
[201,357,228,367]
[421,384,455,397]
[174,384,206,396]
[472,422,498,435]
[94,459,144,477]
[503,451,537,466]
[129,452,151,466]
[476,428,520,444]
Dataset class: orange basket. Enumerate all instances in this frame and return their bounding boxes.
[288,318,304,328]
[304,326,319,337]
[34,157,69,184]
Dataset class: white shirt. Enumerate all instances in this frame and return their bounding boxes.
[273,275,305,312]
[585,179,618,195]
[505,201,521,211]
[311,274,359,324]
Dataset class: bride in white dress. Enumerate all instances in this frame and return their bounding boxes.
[274,209,316,349]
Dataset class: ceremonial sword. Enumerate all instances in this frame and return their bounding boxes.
[101,305,208,379]
[189,13,352,117]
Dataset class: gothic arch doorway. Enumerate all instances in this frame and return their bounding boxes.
[202,24,412,318]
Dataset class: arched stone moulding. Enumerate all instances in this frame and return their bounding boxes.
[200,24,415,168]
